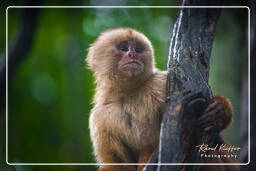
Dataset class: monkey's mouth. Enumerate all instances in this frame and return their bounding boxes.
[122,61,142,67]
[120,60,144,73]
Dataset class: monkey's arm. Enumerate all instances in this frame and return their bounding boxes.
[197,95,233,132]
[196,96,238,169]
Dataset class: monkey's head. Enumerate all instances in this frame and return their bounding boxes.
[86,28,155,81]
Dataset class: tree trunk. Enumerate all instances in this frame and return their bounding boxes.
[144,1,221,171]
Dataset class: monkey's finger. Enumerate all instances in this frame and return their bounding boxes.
[198,110,216,122]
[205,101,219,112]
[204,105,223,117]
[202,114,225,130]
[208,106,224,118]
[201,112,225,128]
[199,121,214,129]
[198,114,211,122]
[202,106,222,119]
[214,112,226,125]
[198,110,223,125]
[204,125,215,132]
[198,115,214,125]
[197,114,213,123]
[188,98,206,108]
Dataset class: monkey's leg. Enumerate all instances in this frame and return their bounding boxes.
[137,148,154,171]
[97,148,137,171]
[97,151,136,171]
[96,135,137,171]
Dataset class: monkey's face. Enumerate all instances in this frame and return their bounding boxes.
[87,28,155,79]
[115,40,145,76]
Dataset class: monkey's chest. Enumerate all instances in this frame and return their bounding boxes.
[116,101,162,150]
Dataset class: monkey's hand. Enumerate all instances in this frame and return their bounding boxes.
[197,95,233,132]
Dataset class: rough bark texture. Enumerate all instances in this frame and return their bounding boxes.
[144,1,221,171]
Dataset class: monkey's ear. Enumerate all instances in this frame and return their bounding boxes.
[213,95,233,130]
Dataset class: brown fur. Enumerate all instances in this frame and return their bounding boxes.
[213,95,233,130]
[87,28,166,171]
[86,28,235,171]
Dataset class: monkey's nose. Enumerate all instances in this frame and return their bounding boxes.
[128,52,135,58]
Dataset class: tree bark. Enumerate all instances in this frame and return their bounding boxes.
[144,1,221,171]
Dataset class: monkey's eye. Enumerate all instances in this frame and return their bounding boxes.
[117,43,128,52]
[135,47,143,53]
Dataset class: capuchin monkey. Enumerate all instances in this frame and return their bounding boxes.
[86,28,236,171]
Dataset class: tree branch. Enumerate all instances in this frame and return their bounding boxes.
[144,1,221,171]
